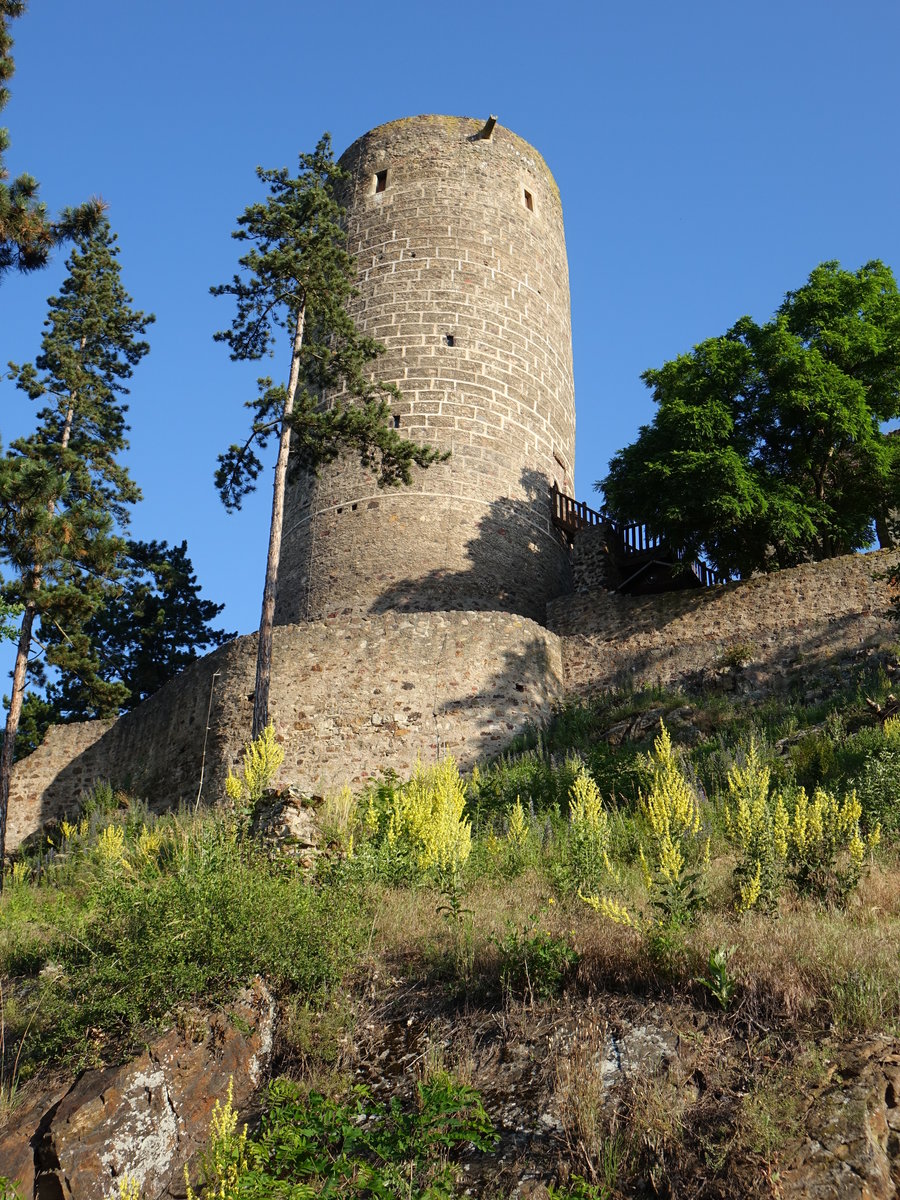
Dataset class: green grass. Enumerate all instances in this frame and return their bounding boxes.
[1,804,365,1077]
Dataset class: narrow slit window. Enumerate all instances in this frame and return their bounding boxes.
[444,333,455,347]
[375,169,388,193]
[523,188,534,212]
[393,414,401,428]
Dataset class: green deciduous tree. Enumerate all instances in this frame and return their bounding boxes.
[599,261,900,578]
[0,215,152,873]
[213,134,446,738]
[0,2,101,279]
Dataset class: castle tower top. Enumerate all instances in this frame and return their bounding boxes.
[275,114,576,624]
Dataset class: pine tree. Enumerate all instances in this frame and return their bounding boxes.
[0,215,152,874]
[213,134,445,739]
[0,2,101,278]
[38,538,234,718]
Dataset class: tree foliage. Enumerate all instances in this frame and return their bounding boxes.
[0,216,152,868]
[213,134,445,508]
[0,2,102,279]
[599,261,900,578]
[38,538,234,720]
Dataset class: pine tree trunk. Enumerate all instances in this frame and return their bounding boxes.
[252,303,306,740]
[0,600,37,883]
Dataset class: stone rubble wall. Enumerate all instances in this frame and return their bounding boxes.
[571,522,616,592]
[7,611,562,852]
[549,549,899,694]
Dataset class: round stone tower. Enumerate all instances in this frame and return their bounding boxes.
[274,114,576,625]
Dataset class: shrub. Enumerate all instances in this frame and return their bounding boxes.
[1,812,364,1075]
[724,740,880,910]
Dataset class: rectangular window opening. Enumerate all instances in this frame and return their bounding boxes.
[524,188,534,212]
[444,333,455,347]
[375,170,388,194]
[393,414,401,428]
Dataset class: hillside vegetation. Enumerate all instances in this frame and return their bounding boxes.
[3,655,900,1197]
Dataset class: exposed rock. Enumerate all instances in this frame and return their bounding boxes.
[782,1038,900,1199]
[2,978,274,1200]
[605,705,702,747]
[252,785,321,862]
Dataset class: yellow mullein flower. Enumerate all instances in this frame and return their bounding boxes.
[97,824,126,866]
[773,794,789,859]
[507,797,529,848]
[738,860,762,912]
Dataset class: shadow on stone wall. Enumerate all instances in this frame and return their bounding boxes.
[436,633,561,752]
[369,468,572,623]
[5,638,256,854]
[564,608,899,700]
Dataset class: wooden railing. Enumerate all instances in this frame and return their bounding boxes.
[549,483,726,590]
[550,483,603,535]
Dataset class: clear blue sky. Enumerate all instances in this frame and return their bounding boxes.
[3,0,900,655]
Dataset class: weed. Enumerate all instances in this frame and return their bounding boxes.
[566,766,612,892]
[185,1077,247,1200]
[234,1073,494,1196]
[0,809,364,1077]
[225,723,284,830]
[718,642,756,670]
[696,945,737,1010]
[494,901,578,1002]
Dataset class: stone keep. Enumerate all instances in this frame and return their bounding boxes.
[274,115,576,626]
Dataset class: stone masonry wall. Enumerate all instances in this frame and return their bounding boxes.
[549,549,899,695]
[8,611,562,852]
[275,115,575,626]
[572,523,616,592]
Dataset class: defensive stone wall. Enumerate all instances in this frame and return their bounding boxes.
[275,115,575,625]
[8,611,563,852]
[549,549,899,694]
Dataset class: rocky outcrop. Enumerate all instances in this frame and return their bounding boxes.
[0,978,274,1200]
[782,1039,900,1199]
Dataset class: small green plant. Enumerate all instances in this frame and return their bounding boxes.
[233,1073,494,1196]
[0,1179,24,1200]
[696,945,737,1010]
[494,901,578,1003]
[436,877,476,989]
[717,642,756,670]
[549,1174,615,1200]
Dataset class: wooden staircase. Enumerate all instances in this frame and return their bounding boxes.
[550,484,725,595]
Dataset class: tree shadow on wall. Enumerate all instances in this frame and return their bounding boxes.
[369,467,572,624]
[433,632,562,764]
[569,611,898,700]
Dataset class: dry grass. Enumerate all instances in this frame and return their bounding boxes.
[552,1007,624,1187]
[366,851,900,1037]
